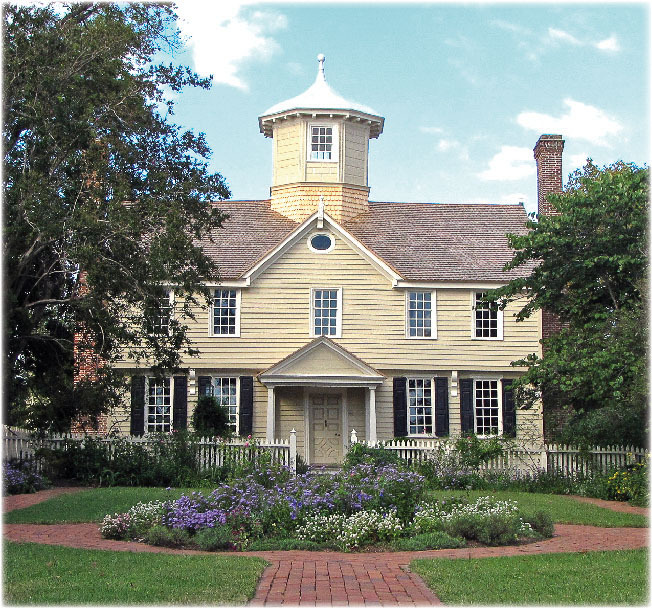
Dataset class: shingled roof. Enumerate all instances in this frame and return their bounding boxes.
[203,200,534,282]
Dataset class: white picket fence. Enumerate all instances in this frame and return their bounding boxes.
[350,431,648,474]
[3,425,648,476]
[2,426,298,474]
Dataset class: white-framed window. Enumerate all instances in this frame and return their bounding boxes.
[146,290,173,335]
[311,287,342,337]
[472,291,503,340]
[212,289,240,336]
[474,378,502,435]
[407,378,433,436]
[308,232,335,253]
[308,123,338,162]
[212,377,239,433]
[146,377,172,433]
[406,291,436,338]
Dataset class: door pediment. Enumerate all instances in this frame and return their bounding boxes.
[259,337,384,387]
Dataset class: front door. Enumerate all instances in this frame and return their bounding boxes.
[309,393,342,464]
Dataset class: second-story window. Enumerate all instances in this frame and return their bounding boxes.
[407,291,435,338]
[473,291,502,339]
[310,125,333,160]
[213,289,239,336]
[312,288,341,337]
[147,291,172,335]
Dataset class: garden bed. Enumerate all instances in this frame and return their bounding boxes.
[99,464,554,552]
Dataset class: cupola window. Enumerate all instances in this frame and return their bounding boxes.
[310,125,333,160]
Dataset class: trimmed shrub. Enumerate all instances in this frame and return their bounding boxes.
[192,396,232,438]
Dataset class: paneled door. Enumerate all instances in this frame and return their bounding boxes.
[309,393,342,464]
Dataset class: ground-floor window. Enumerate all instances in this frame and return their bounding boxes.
[474,379,500,435]
[407,378,432,435]
[147,377,171,433]
[211,377,239,433]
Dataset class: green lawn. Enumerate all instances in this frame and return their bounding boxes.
[3,541,267,605]
[4,487,201,524]
[426,490,648,527]
[411,549,649,605]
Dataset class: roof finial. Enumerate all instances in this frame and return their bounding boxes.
[317,53,325,81]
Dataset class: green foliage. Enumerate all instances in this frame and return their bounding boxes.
[454,434,506,467]
[343,442,401,468]
[392,531,466,551]
[192,396,233,438]
[194,526,235,551]
[607,459,649,505]
[247,538,329,551]
[526,510,554,538]
[4,4,230,431]
[492,161,649,447]
[145,525,192,548]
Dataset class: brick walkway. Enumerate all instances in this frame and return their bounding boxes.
[3,488,649,606]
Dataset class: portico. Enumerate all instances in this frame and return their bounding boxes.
[258,337,384,464]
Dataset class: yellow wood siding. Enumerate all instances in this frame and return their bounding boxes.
[113,226,542,442]
[272,120,303,186]
[342,122,368,186]
[168,229,541,371]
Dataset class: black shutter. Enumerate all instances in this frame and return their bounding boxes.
[393,377,407,437]
[198,376,212,396]
[130,375,146,436]
[434,377,449,437]
[460,378,474,434]
[239,376,254,437]
[173,376,187,431]
[502,379,516,437]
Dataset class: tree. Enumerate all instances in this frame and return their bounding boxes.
[4,4,230,431]
[492,161,648,447]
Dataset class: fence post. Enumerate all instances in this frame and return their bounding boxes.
[350,428,357,445]
[289,428,297,475]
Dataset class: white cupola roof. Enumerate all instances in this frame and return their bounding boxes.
[259,54,384,138]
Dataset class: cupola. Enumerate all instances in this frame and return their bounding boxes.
[259,55,384,223]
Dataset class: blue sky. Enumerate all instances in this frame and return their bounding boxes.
[168,1,649,216]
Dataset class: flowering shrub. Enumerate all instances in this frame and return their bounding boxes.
[296,509,403,551]
[413,496,536,545]
[100,501,164,540]
[3,460,47,495]
[607,459,648,504]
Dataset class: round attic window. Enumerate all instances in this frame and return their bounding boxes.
[309,233,334,253]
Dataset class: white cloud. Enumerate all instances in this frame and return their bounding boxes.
[176,1,287,91]
[478,146,535,181]
[595,35,620,52]
[434,138,469,161]
[568,153,590,171]
[548,27,581,45]
[420,126,444,135]
[516,98,622,146]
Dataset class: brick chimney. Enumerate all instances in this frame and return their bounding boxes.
[533,134,564,216]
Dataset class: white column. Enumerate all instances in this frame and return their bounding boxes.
[369,387,377,443]
[266,386,275,442]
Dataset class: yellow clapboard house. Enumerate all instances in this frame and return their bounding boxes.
[111,55,564,465]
